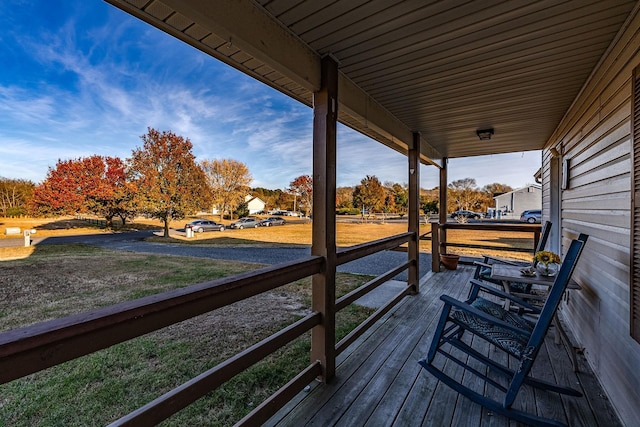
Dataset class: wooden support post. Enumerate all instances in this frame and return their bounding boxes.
[311,55,338,383]
[434,158,448,272]
[431,222,440,272]
[408,132,420,292]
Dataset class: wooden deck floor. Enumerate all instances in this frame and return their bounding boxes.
[266,266,621,427]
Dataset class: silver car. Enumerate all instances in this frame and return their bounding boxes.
[260,217,286,226]
[520,209,542,223]
[229,217,261,229]
[184,219,225,232]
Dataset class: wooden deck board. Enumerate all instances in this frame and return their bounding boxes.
[267,266,620,427]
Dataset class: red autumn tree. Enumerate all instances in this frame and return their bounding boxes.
[129,128,211,237]
[289,174,313,216]
[30,155,137,227]
[30,159,87,216]
[83,156,138,228]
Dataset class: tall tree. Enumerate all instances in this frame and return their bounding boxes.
[448,177,479,212]
[483,182,513,196]
[201,158,252,220]
[389,183,408,214]
[130,128,211,237]
[352,175,385,216]
[0,178,34,217]
[289,175,313,216]
[336,186,354,209]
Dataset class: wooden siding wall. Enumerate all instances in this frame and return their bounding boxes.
[541,8,640,425]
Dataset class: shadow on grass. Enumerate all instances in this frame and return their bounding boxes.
[146,234,310,248]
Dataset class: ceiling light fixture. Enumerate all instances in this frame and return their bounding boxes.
[476,128,494,141]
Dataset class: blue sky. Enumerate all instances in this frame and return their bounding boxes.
[0,0,541,190]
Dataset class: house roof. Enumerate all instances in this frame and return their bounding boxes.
[494,184,542,199]
[245,195,265,205]
[105,0,639,167]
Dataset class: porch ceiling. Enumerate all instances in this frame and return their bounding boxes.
[105,0,638,167]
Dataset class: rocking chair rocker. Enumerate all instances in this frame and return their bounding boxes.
[419,238,585,427]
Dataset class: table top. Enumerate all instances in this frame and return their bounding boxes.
[490,264,556,285]
[490,263,581,289]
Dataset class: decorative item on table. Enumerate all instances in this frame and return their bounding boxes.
[534,250,561,276]
[520,266,536,277]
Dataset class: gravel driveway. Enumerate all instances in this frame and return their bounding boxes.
[28,231,433,281]
[101,241,432,281]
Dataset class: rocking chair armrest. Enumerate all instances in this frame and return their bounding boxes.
[468,279,541,314]
[439,294,531,337]
[473,261,492,269]
[481,255,521,266]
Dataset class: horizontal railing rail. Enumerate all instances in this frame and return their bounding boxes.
[336,232,413,265]
[431,222,542,271]
[336,282,411,355]
[111,312,323,426]
[336,261,411,311]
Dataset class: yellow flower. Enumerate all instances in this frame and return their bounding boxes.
[535,250,561,265]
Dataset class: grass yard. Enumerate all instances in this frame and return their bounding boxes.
[0,215,538,425]
[0,244,374,426]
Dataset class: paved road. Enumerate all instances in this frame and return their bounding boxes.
[4,230,433,281]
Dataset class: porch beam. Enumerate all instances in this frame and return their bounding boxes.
[311,55,338,382]
[408,132,420,292]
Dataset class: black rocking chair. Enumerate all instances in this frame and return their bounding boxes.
[419,238,585,427]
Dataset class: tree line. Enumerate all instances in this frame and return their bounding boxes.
[1,128,514,233]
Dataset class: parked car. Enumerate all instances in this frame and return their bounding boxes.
[184,219,225,232]
[450,210,482,220]
[260,217,286,226]
[520,209,542,223]
[229,217,261,229]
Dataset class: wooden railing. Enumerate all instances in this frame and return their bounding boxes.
[0,232,416,426]
[430,222,542,272]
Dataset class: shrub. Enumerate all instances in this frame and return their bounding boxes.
[337,208,360,215]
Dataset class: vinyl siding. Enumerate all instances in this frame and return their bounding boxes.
[541,8,640,425]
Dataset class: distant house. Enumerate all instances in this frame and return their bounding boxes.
[245,195,266,215]
[493,185,541,217]
[208,196,265,216]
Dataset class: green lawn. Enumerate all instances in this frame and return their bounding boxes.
[0,244,374,426]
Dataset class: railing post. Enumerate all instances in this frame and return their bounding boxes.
[434,157,448,272]
[408,132,420,292]
[311,55,338,382]
[431,222,441,272]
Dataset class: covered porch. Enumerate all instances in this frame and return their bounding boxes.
[267,266,620,427]
[2,1,638,425]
